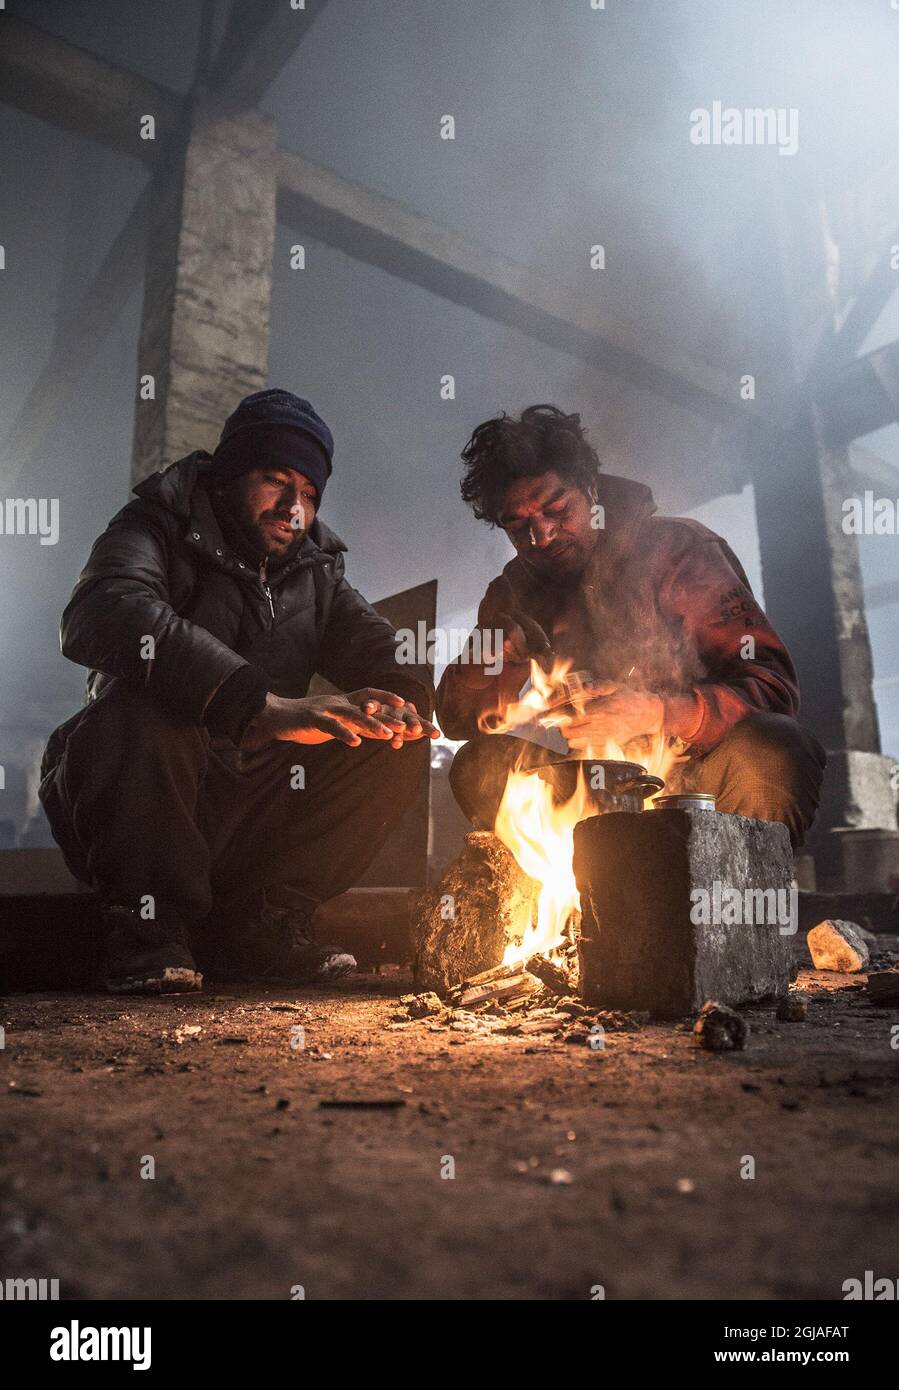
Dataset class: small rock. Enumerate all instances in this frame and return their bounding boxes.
[807,920,870,973]
[548,1168,573,1185]
[693,1000,749,1052]
[173,1024,202,1044]
[400,991,443,1020]
[776,994,808,1022]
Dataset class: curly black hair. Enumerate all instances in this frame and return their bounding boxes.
[460,404,601,526]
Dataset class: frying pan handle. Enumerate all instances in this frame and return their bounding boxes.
[617,774,665,799]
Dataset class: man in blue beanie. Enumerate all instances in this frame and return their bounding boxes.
[40,389,438,993]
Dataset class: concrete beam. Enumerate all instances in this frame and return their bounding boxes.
[814,341,899,447]
[210,0,331,106]
[0,16,183,165]
[276,149,751,429]
[809,231,899,375]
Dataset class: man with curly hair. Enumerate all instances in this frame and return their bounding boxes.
[437,404,825,847]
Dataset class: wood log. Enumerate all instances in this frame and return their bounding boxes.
[455,972,537,1009]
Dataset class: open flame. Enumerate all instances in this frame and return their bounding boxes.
[492,659,681,967]
[495,756,592,965]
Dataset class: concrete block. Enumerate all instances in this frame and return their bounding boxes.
[820,828,899,895]
[809,751,899,892]
[0,848,83,896]
[573,808,794,1018]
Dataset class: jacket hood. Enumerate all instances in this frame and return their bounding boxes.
[133,450,348,558]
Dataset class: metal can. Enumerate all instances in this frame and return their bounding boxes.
[651,792,717,811]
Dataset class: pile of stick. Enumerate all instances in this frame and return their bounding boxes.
[446,961,537,1009]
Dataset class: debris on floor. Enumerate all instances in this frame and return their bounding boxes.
[693,999,750,1051]
[387,963,650,1044]
[776,993,809,1022]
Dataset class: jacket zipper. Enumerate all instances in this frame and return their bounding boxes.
[259,559,275,622]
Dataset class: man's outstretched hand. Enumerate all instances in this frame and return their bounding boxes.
[245,688,440,749]
[557,682,664,751]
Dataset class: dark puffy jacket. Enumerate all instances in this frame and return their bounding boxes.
[59,452,431,728]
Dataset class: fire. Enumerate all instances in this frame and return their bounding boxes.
[494,758,592,964]
[492,659,681,967]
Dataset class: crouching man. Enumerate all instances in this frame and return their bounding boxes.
[438,404,825,846]
[40,389,437,993]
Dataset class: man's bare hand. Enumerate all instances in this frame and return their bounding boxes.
[244,688,439,749]
[349,691,441,749]
[558,683,664,752]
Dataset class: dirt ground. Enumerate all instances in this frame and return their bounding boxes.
[2,956,898,1302]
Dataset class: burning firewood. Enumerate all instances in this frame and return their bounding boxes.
[452,969,537,1009]
[525,952,577,996]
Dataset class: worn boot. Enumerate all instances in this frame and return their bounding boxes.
[103,906,203,995]
[257,901,357,984]
[210,888,356,984]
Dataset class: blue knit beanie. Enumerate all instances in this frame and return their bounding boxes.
[212,389,334,500]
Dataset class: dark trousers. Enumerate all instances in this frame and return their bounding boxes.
[39,682,428,935]
[448,712,826,849]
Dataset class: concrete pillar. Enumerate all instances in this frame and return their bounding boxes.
[131,91,277,484]
[750,407,879,754]
[750,184,899,890]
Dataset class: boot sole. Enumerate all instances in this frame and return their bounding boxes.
[106,966,204,996]
[260,953,357,985]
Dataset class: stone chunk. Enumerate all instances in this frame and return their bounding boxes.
[693,1000,749,1051]
[574,809,794,1019]
[807,919,870,973]
[412,832,537,996]
[399,991,443,1019]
